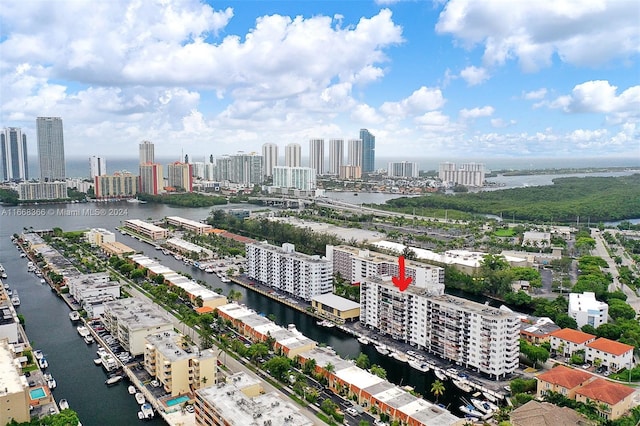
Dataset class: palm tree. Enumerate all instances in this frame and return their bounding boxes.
[431,380,445,403]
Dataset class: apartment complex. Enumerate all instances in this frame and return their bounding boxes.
[166,237,213,259]
[94,171,139,199]
[89,155,106,178]
[245,242,332,301]
[347,138,363,169]
[308,138,324,175]
[166,216,212,234]
[0,338,30,424]
[438,162,485,187]
[167,162,193,192]
[339,165,362,180]
[387,161,418,178]
[36,117,66,181]
[139,163,164,195]
[272,166,316,191]
[328,139,344,175]
[326,245,445,295]
[568,292,608,328]
[139,140,155,164]
[124,219,168,240]
[85,228,116,246]
[360,129,375,173]
[261,143,278,177]
[284,143,301,167]
[361,277,519,378]
[17,182,67,201]
[144,330,217,397]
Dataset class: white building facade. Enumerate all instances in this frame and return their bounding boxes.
[387,161,418,178]
[569,292,608,328]
[438,162,485,187]
[285,143,302,167]
[272,166,316,191]
[261,143,278,177]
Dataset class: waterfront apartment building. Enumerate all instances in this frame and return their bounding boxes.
[272,166,316,191]
[85,228,116,246]
[123,219,168,240]
[347,138,363,169]
[17,182,67,201]
[387,161,418,178]
[37,117,66,181]
[166,237,213,259]
[360,129,375,173]
[308,138,324,175]
[261,143,278,177]
[102,299,174,356]
[326,245,445,295]
[438,162,485,187]
[89,156,106,178]
[226,152,263,185]
[360,277,519,378]
[94,171,139,199]
[0,338,30,425]
[139,140,154,164]
[328,139,344,175]
[245,241,332,301]
[138,163,164,195]
[568,292,608,328]
[285,143,302,167]
[339,165,361,180]
[0,127,29,182]
[144,330,217,397]
[66,272,120,308]
[167,162,193,192]
[166,216,212,234]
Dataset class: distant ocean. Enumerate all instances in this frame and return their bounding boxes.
[26,156,640,179]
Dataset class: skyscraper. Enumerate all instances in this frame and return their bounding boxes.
[1,127,29,182]
[89,156,107,179]
[360,129,375,173]
[328,139,344,175]
[285,143,301,167]
[139,163,164,195]
[139,140,155,164]
[347,138,363,168]
[261,143,278,177]
[167,162,193,192]
[308,139,324,176]
[37,117,65,181]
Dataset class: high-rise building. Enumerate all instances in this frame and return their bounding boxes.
[17,182,67,200]
[360,129,375,173]
[347,138,363,168]
[438,162,485,187]
[0,127,29,182]
[272,166,316,191]
[94,171,139,199]
[139,163,164,195]
[228,153,262,185]
[328,139,344,175]
[167,162,193,192]
[308,139,324,175]
[89,156,107,179]
[285,143,301,167]
[261,143,278,177]
[36,117,65,181]
[387,161,418,178]
[339,165,361,180]
[139,140,155,165]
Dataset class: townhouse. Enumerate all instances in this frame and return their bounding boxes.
[585,338,634,373]
[549,328,596,357]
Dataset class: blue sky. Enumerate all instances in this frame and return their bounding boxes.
[1,0,638,163]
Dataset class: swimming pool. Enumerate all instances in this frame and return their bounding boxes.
[29,387,47,400]
[166,395,189,407]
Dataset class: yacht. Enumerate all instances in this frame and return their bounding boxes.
[59,399,70,410]
[220,276,231,283]
[93,358,102,366]
[357,336,370,345]
[135,392,145,405]
[204,267,214,273]
[471,398,498,414]
[45,374,57,390]
[390,350,408,363]
[69,311,81,322]
[105,375,122,386]
[34,350,44,360]
[128,386,136,395]
[459,404,483,418]
[0,272,6,279]
[84,335,95,345]
[408,359,429,372]
[40,279,46,284]
[140,403,154,419]
[452,379,473,393]
[39,357,49,369]
[77,326,90,337]
[434,369,447,381]
[101,353,119,372]
[374,344,390,356]
[11,291,20,306]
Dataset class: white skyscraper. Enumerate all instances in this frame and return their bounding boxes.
[347,138,363,168]
[387,161,418,178]
[89,156,107,179]
[1,127,29,181]
[261,143,278,177]
[272,166,316,191]
[308,139,324,175]
[328,139,344,175]
[139,140,155,165]
[37,117,66,182]
[439,162,485,187]
[285,143,301,167]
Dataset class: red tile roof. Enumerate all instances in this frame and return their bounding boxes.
[586,338,634,356]
[536,365,593,389]
[550,328,596,344]
[575,378,634,405]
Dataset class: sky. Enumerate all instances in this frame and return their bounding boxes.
[1,0,639,162]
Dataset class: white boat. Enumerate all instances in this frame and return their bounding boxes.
[483,391,500,402]
[93,358,102,365]
[40,279,46,284]
[391,350,409,363]
[357,336,370,345]
[204,267,214,273]
[471,398,497,414]
[11,291,20,306]
[128,385,136,395]
[105,375,123,386]
[434,369,447,381]
[452,379,473,393]
[127,198,146,204]
[84,335,95,344]
[154,245,161,250]
[135,392,145,404]
[2,282,8,289]
[408,359,429,372]
[140,403,154,419]
[374,344,390,355]
[100,353,119,372]
[220,276,231,283]
[59,399,69,410]
[47,377,57,390]
[34,350,44,360]
[446,368,459,376]
[77,326,90,337]
[317,320,335,328]
[39,357,48,369]
[0,272,7,279]
[459,404,483,418]
[69,311,80,322]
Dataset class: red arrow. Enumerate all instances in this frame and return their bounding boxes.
[392,256,412,292]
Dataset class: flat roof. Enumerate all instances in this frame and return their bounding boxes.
[124,219,166,233]
[0,339,27,396]
[166,216,211,228]
[103,299,173,331]
[311,293,360,311]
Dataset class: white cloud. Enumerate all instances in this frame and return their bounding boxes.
[459,106,494,119]
[380,86,445,118]
[435,0,640,71]
[459,66,490,86]
[490,118,516,128]
[523,88,547,100]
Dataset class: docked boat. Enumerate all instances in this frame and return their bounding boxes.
[446,368,459,377]
[93,358,102,366]
[128,385,136,395]
[59,399,69,410]
[135,392,145,404]
[40,279,46,284]
[84,335,95,345]
[69,311,81,322]
[154,245,162,250]
[101,354,119,372]
[11,291,20,306]
[47,376,57,390]
[452,379,473,393]
[408,359,429,372]
[105,375,123,386]
[39,357,48,369]
[434,369,447,381]
[471,398,498,414]
[140,403,154,419]
[357,336,370,345]
[77,326,90,337]
[34,350,44,360]
[374,344,390,356]
[459,404,483,418]
[390,350,409,363]
[220,276,231,283]
[0,272,7,279]
[2,282,8,289]
[483,391,500,403]
[317,320,335,328]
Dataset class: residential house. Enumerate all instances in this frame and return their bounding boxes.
[536,365,594,399]
[550,328,596,358]
[585,338,634,373]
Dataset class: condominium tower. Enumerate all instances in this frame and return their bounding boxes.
[37,117,66,181]
[360,129,375,173]
[308,139,324,175]
[139,140,155,164]
[261,143,278,177]
[387,161,418,178]
[167,162,193,192]
[439,162,485,187]
[0,127,29,181]
[285,143,301,167]
[139,163,164,195]
[328,139,344,175]
[347,138,363,168]
[272,166,316,191]
[89,156,107,179]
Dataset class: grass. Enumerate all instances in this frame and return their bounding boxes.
[494,229,516,237]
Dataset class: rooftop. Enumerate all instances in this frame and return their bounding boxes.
[124,219,166,233]
[510,400,594,426]
[103,298,172,331]
[550,328,596,344]
[0,338,28,396]
[575,378,635,406]
[536,365,594,389]
[586,338,634,356]
[310,293,360,311]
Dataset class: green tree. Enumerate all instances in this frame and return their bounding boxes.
[431,380,445,403]
[370,364,387,379]
[263,356,291,382]
[355,353,370,370]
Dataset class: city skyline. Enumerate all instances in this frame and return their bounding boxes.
[0,1,637,160]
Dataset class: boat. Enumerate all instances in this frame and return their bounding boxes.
[40,279,46,284]
[0,272,7,279]
[459,404,483,418]
[357,336,370,345]
[374,344,390,355]
[471,398,498,414]
[84,335,95,344]
[220,276,231,283]
[154,245,161,250]
[204,267,214,273]
[128,385,136,395]
[69,311,81,322]
[434,369,447,381]
[11,291,20,306]
[317,320,335,328]
[34,350,44,360]
[101,353,119,372]
[93,358,102,365]
[446,368,459,376]
[77,326,90,337]
[140,403,154,419]
[39,357,48,369]
[2,282,8,289]
[105,375,123,386]
[59,399,69,410]
[408,359,429,372]
[391,350,409,363]
[452,379,473,393]
[47,376,57,390]
[127,198,147,204]
[135,392,145,404]
[483,391,501,402]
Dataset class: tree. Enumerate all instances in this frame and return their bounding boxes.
[263,356,291,382]
[370,364,387,379]
[431,380,445,403]
[303,358,317,375]
[555,314,578,330]
[355,353,370,370]
[609,299,637,321]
